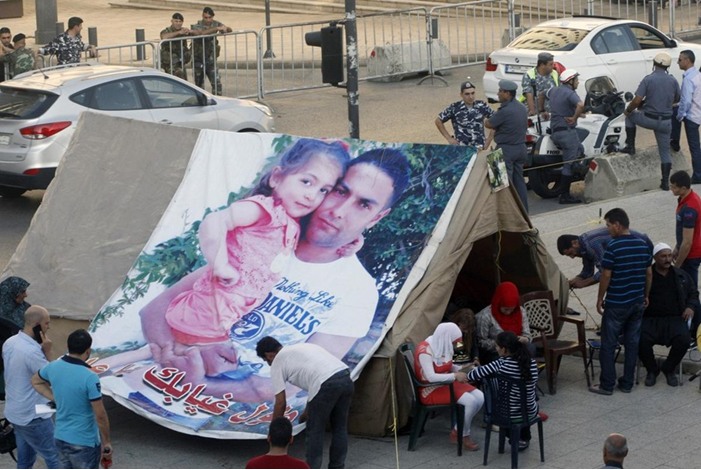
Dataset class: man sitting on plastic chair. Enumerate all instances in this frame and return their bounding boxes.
[638,243,697,387]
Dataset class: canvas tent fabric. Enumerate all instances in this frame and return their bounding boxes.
[348,161,567,436]
[1,113,567,438]
[1,113,200,320]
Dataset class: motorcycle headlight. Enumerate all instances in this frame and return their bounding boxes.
[605,135,620,144]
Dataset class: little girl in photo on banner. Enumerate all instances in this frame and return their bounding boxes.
[164,138,351,346]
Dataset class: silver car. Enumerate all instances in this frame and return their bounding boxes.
[0,64,275,197]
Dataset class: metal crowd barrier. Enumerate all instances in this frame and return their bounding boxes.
[94,41,158,68]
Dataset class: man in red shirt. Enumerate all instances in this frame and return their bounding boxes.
[670,170,701,339]
[246,417,309,469]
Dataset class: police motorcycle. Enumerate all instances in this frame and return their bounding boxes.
[525,76,633,199]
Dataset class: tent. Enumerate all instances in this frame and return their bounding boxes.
[2,113,566,437]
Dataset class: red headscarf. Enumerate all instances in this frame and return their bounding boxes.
[490,282,523,336]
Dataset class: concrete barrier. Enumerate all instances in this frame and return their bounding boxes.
[583,147,691,202]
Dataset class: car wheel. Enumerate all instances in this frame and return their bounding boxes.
[0,186,27,198]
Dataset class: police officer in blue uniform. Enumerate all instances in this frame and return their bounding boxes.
[622,52,680,190]
[435,80,494,148]
[547,69,586,204]
[485,79,529,211]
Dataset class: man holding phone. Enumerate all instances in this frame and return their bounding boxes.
[2,305,60,468]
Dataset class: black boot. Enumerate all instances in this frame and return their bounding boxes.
[559,175,582,204]
[660,163,672,190]
[621,126,636,155]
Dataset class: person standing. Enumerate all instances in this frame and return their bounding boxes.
[435,80,494,149]
[38,17,97,65]
[32,329,112,469]
[590,208,652,395]
[546,69,585,204]
[2,306,61,469]
[4,34,37,77]
[191,7,232,95]
[621,52,680,191]
[256,336,353,469]
[520,51,559,118]
[601,433,628,469]
[638,243,695,387]
[160,12,192,80]
[485,79,529,211]
[670,50,701,183]
[246,417,310,469]
[0,27,14,82]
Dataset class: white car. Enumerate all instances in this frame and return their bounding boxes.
[483,16,701,102]
[0,64,275,197]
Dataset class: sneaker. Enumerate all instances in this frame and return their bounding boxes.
[665,372,679,387]
[559,193,582,204]
[589,384,613,395]
[518,440,530,451]
[645,370,659,387]
[616,384,632,393]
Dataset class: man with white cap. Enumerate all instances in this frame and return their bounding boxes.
[485,79,529,211]
[547,69,585,204]
[621,52,680,190]
[638,242,696,387]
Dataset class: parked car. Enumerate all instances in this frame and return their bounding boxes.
[483,16,701,103]
[0,64,275,197]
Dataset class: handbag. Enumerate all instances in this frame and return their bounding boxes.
[0,417,17,462]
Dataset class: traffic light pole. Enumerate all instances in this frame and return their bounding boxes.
[344,0,359,139]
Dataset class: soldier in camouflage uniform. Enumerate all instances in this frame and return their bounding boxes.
[5,34,36,77]
[39,17,97,65]
[191,7,231,95]
[520,51,560,118]
[435,80,495,149]
[160,13,193,80]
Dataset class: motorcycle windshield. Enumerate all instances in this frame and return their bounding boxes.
[585,76,616,96]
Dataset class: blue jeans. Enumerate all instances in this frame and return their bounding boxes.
[305,370,354,469]
[672,110,701,180]
[13,418,61,469]
[599,302,644,391]
[55,439,101,469]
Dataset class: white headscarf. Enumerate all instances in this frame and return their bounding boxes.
[426,323,462,365]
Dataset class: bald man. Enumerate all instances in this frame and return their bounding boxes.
[602,433,628,469]
[2,306,60,468]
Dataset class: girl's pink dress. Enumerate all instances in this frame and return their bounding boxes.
[165,195,299,344]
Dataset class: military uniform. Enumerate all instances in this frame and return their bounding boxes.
[160,26,191,80]
[5,47,35,77]
[521,69,559,112]
[191,20,224,95]
[437,100,494,148]
[626,69,680,163]
[489,82,529,211]
[39,32,89,65]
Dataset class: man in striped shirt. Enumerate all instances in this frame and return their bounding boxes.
[590,208,652,395]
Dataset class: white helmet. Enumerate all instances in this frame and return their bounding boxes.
[560,69,579,84]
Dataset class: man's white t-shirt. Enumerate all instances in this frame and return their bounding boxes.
[270,343,347,401]
[230,254,379,371]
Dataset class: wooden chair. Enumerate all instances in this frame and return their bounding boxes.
[482,373,545,469]
[398,342,464,456]
[520,290,591,394]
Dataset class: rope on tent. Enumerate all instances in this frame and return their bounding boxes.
[495,230,504,275]
[388,354,400,469]
[569,286,600,330]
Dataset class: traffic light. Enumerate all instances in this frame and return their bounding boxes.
[304,25,344,85]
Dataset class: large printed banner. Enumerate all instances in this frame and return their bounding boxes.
[90,132,476,438]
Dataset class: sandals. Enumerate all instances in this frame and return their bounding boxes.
[449,429,480,451]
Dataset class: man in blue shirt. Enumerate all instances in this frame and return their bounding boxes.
[435,81,494,149]
[547,69,585,204]
[32,329,112,469]
[670,50,701,183]
[2,306,60,468]
[590,208,652,395]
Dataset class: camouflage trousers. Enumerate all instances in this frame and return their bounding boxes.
[194,60,222,95]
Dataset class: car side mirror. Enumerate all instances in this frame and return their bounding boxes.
[624,92,634,101]
[669,39,677,48]
[207,98,217,106]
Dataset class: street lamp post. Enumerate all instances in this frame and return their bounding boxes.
[264,0,275,59]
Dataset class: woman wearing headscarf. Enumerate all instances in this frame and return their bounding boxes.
[475,282,533,364]
[414,322,484,451]
[0,276,30,329]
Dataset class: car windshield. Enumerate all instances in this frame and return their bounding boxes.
[510,27,590,51]
[0,87,58,119]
